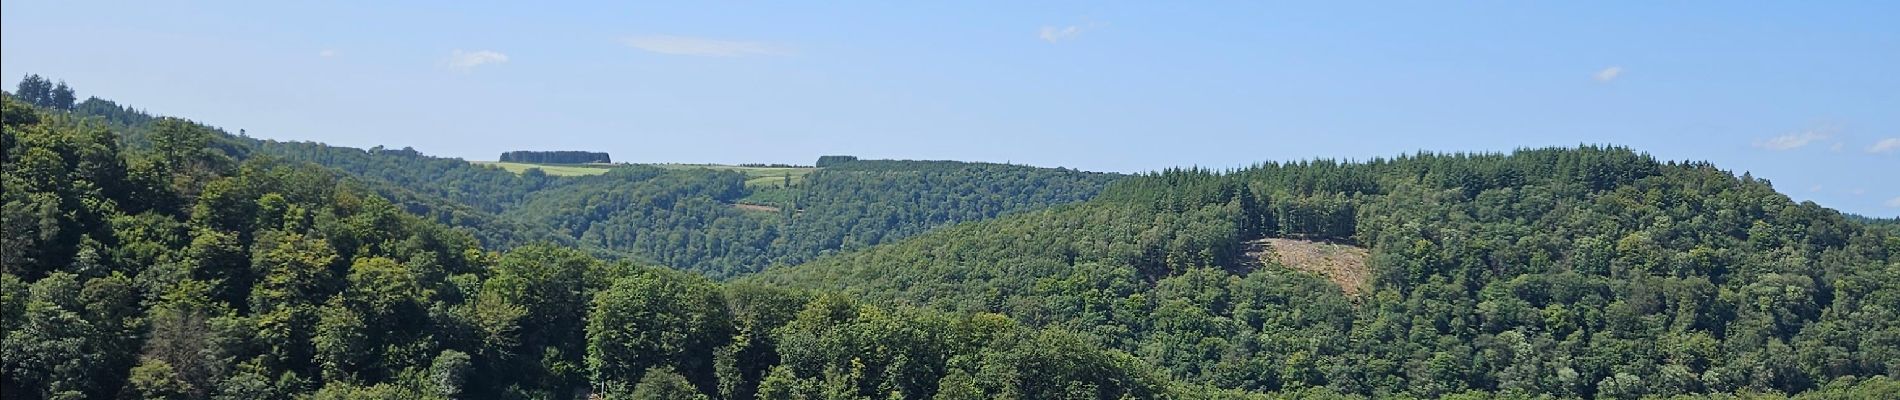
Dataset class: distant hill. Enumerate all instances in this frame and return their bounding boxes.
[32,85,1125,277]
[501,158,1123,277]
[752,147,1900,397]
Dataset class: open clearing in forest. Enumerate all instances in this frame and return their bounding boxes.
[733,203,782,213]
[650,163,815,188]
[472,161,614,176]
[1247,238,1372,297]
[471,161,816,186]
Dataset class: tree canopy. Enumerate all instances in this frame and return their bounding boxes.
[5,79,1899,399]
[499,151,612,164]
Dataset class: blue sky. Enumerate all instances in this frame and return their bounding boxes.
[3,1,1896,216]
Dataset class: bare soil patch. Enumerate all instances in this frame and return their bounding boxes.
[733,203,782,213]
[1246,238,1372,297]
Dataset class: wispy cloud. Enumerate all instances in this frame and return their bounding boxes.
[1593,66,1623,83]
[1040,25,1085,43]
[1039,18,1108,44]
[1755,130,1831,151]
[448,50,508,70]
[319,49,338,58]
[1886,196,1900,208]
[1869,138,1900,154]
[622,35,787,57]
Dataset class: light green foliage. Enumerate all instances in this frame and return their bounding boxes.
[586,268,733,393]
[627,367,711,400]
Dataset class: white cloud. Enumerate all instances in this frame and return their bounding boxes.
[1593,66,1623,83]
[1755,130,1831,150]
[448,50,508,70]
[621,36,786,57]
[1869,138,1900,154]
[1809,185,1824,193]
[1040,25,1084,43]
[319,49,337,58]
[1852,188,1867,196]
[1886,196,1900,208]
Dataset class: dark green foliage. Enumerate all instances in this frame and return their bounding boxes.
[13,75,76,110]
[814,155,857,167]
[499,150,611,164]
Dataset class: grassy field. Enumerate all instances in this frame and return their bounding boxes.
[472,161,616,176]
[473,161,816,187]
[649,163,815,188]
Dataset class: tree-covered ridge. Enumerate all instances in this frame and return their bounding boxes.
[39,94,578,254]
[251,142,543,214]
[22,77,1119,276]
[10,74,76,111]
[754,146,1900,398]
[505,159,1124,278]
[499,150,611,164]
[1,94,1193,399]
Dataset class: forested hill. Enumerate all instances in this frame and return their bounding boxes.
[18,89,578,252]
[9,77,1900,399]
[507,159,1121,277]
[752,147,1900,398]
[21,78,1127,277]
[0,93,1196,399]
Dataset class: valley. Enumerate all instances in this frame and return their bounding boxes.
[4,82,1898,399]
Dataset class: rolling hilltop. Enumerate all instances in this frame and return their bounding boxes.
[5,82,1898,399]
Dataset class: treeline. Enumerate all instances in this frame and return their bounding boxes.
[499,150,611,164]
[814,155,857,167]
[10,74,76,111]
[755,147,1900,398]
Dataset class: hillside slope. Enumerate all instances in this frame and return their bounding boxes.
[752,147,1900,398]
[503,159,1124,277]
[44,85,1126,277]
[0,93,1193,399]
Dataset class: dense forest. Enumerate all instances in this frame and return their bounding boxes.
[498,151,612,164]
[502,159,1121,277]
[237,130,1122,277]
[752,149,1900,399]
[40,84,1120,278]
[0,93,1181,399]
[6,77,1900,399]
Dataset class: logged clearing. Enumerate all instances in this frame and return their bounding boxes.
[733,203,782,213]
[1248,238,1371,297]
